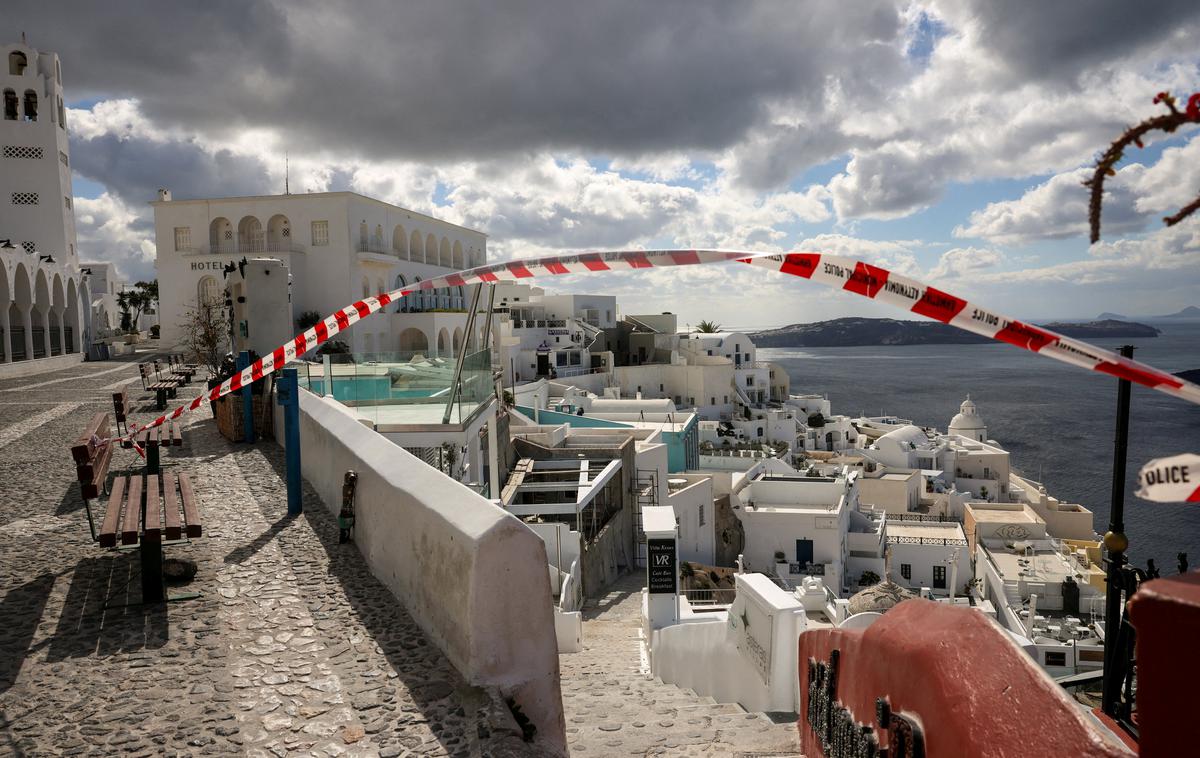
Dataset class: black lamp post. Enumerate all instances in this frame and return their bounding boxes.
[1101,344,1134,717]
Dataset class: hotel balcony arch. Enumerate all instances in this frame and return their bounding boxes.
[3,88,16,120]
[410,229,424,263]
[439,237,451,267]
[397,326,428,353]
[210,217,234,254]
[393,224,409,260]
[452,240,464,269]
[425,233,438,266]
[237,215,263,253]
[266,213,293,252]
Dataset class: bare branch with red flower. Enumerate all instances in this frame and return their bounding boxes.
[1085,91,1200,243]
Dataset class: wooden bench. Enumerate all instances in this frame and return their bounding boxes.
[160,357,195,384]
[70,415,203,605]
[112,389,132,434]
[71,413,115,527]
[96,471,203,604]
[139,363,181,410]
[123,421,185,475]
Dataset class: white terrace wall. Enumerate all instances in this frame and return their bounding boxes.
[291,392,567,755]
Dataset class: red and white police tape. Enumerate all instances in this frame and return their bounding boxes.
[120,248,1200,443]
[1136,454,1200,503]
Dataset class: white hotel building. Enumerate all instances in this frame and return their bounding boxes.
[1,41,90,373]
[153,191,487,355]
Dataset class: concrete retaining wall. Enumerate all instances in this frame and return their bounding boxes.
[292,392,567,754]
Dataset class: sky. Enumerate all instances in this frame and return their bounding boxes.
[8,0,1200,328]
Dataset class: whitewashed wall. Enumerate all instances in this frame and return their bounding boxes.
[290,392,567,754]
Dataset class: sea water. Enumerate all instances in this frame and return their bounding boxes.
[759,322,1200,569]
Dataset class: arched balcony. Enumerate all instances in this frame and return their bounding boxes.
[210,217,234,254]
[410,230,424,263]
[393,225,408,260]
[237,216,263,253]
[267,214,293,252]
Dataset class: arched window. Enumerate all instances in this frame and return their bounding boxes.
[55,59,61,84]
[412,276,423,311]
[3,89,16,121]
[374,224,383,250]
[361,277,370,298]
[56,96,64,129]
[197,276,221,306]
[395,274,408,312]
[23,90,37,121]
[359,221,368,251]
[426,233,438,265]
[8,51,27,76]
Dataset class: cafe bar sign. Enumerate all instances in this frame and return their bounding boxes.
[647,538,677,594]
[806,649,925,758]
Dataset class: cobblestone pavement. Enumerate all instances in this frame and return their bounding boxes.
[559,574,803,757]
[0,353,532,757]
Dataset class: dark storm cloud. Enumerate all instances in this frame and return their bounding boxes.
[68,132,273,203]
[9,0,908,162]
[943,0,1200,80]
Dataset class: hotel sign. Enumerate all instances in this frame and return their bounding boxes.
[191,260,233,271]
[647,539,676,594]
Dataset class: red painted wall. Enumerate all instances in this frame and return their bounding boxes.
[798,599,1130,758]
[1128,571,1200,758]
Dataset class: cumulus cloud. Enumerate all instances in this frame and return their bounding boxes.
[74,193,156,279]
[954,136,1200,244]
[928,247,1004,279]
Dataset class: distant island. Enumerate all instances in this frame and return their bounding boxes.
[749,317,1160,348]
[1097,305,1200,321]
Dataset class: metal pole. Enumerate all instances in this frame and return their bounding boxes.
[237,350,256,443]
[278,367,302,515]
[1101,344,1134,716]
[442,283,485,425]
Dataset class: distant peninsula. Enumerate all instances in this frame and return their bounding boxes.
[748,317,1160,348]
[1098,305,1200,321]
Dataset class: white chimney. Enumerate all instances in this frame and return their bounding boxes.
[157,188,172,201]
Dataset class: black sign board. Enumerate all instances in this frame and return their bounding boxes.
[647,538,677,594]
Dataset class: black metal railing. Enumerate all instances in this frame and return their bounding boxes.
[31,327,45,359]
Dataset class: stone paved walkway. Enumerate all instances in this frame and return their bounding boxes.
[559,573,803,756]
[0,352,532,757]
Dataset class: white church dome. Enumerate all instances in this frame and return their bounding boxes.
[949,396,986,436]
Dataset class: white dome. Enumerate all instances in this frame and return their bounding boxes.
[949,396,985,432]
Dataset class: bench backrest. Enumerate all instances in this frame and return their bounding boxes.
[70,412,110,466]
[139,363,151,378]
[112,390,130,419]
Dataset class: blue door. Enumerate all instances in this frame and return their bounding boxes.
[795,539,814,566]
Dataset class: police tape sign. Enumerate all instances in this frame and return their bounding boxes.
[1136,453,1200,503]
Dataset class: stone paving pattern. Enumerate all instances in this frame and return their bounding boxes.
[559,574,802,756]
[0,351,533,757]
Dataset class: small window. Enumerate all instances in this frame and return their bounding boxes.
[311,220,329,246]
[674,395,681,405]
[64,196,71,210]
[659,383,664,392]
[724,395,728,404]
[688,396,695,406]
[746,376,754,386]
[756,427,763,437]
[699,504,705,526]
[173,227,191,251]
[23,90,37,121]
[556,352,567,367]
[900,564,912,580]
[9,52,28,76]
[1044,651,1067,667]
[933,565,946,589]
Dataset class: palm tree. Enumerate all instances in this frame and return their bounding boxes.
[695,320,721,333]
